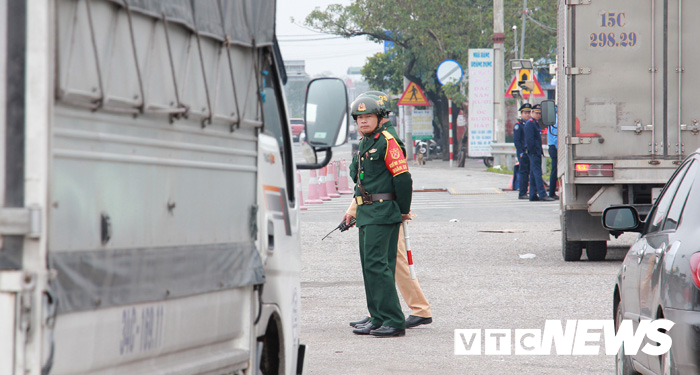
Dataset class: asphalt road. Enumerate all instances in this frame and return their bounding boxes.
[296,144,637,374]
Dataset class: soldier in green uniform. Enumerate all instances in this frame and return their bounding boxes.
[347,95,412,337]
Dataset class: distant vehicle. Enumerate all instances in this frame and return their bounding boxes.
[604,148,700,375]
[290,118,305,141]
[349,121,358,140]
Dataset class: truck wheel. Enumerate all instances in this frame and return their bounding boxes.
[586,241,607,261]
[562,240,583,261]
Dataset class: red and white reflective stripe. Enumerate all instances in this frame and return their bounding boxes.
[402,221,417,280]
[449,99,453,167]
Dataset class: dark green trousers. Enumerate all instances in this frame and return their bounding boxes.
[358,223,405,329]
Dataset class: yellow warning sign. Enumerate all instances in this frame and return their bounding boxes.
[505,69,545,98]
[398,82,430,106]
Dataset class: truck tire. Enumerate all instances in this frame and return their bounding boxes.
[561,212,583,261]
[586,241,607,261]
[562,240,583,261]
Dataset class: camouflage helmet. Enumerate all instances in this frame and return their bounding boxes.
[359,91,391,117]
[350,96,383,121]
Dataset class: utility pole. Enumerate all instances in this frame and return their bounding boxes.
[520,0,527,59]
[493,0,506,159]
[403,77,413,161]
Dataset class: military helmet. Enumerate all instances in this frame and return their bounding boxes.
[350,96,383,121]
[359,91,391,117]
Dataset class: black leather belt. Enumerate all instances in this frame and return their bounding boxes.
[355,193,396,205]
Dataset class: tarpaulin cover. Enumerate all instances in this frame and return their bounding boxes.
[109,0,275,47]
[49,242,265,314]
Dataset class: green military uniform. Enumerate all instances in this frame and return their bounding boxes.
[349,121,412,329]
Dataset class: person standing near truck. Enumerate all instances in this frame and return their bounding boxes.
[513,103,532,199]
[547,111,559,200]
[347,95,413,337]
[525,104,555,202]
[344,92,432,330]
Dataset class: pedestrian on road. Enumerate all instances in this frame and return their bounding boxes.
[525,104,555,202]
[345,199,433,329]
[345,94,413,337]
[548,111,560,200]
[344,92,432,329]
[513,103,532,199]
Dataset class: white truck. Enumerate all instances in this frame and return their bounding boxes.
[543,0,700,261]
[0,1,348,374]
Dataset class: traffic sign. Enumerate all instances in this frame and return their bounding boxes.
[398,82,430,106]
[505,69,545,98]
[437,59,463,86]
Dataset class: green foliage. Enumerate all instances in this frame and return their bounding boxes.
[305,0,555,106]
[305,0,556,157]
[487,165,513,175]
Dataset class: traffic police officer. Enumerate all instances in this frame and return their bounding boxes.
[547,111,559,199]
[513,103,532,199]
[347,95,412,337]
[524,104,555,201]
[344,92,432,330]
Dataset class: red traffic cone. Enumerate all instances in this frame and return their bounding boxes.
[297,171,307,210]
[337,159,354,194]
[304,169,323,204]
[325,161,340,198]
[318,167,331,201]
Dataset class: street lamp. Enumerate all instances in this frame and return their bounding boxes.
[509,59,533,71]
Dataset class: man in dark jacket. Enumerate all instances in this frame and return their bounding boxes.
[524,104,555,201]
[513,103,532,199]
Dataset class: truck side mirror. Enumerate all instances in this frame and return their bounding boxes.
[304,78,348,148]
[541,99,556,126]
[297,78,349,170]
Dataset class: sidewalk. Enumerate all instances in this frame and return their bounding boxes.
[296,156,514,200]
[408,158,513,195]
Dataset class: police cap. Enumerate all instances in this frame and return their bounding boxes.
[519,103,532,112]
[532,104,542,113]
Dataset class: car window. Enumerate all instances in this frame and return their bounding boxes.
[663,160,697,231]
[646,161,692,234]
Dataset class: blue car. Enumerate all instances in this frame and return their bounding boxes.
[604,149,700,375]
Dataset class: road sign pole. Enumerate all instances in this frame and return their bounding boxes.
[402,77,413,161]
[449,99,453,167]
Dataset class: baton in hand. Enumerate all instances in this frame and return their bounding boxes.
[322,217,356,240]
[402,220,416,279]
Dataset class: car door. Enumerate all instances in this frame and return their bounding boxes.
[637,159,697,373]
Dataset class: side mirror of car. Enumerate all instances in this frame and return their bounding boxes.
[602,206,643,233]
[541,99,556,126]
[297,78,349,170]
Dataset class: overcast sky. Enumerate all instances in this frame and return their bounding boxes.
[275,1,384,78]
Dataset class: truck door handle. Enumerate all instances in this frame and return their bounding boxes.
[267,220,274,251]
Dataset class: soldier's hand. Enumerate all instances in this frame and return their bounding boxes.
[343,213,356,227]
[401,213,412,221]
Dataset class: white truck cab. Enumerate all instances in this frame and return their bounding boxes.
[0,1,347,374]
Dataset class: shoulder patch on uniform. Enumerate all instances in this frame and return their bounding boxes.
[384,138,408,177]
[514,124,519,130]
[381,130,395,140]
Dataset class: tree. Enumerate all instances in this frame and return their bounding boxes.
[305,0,555,158]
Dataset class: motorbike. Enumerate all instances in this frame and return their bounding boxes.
[415,139,442,161]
